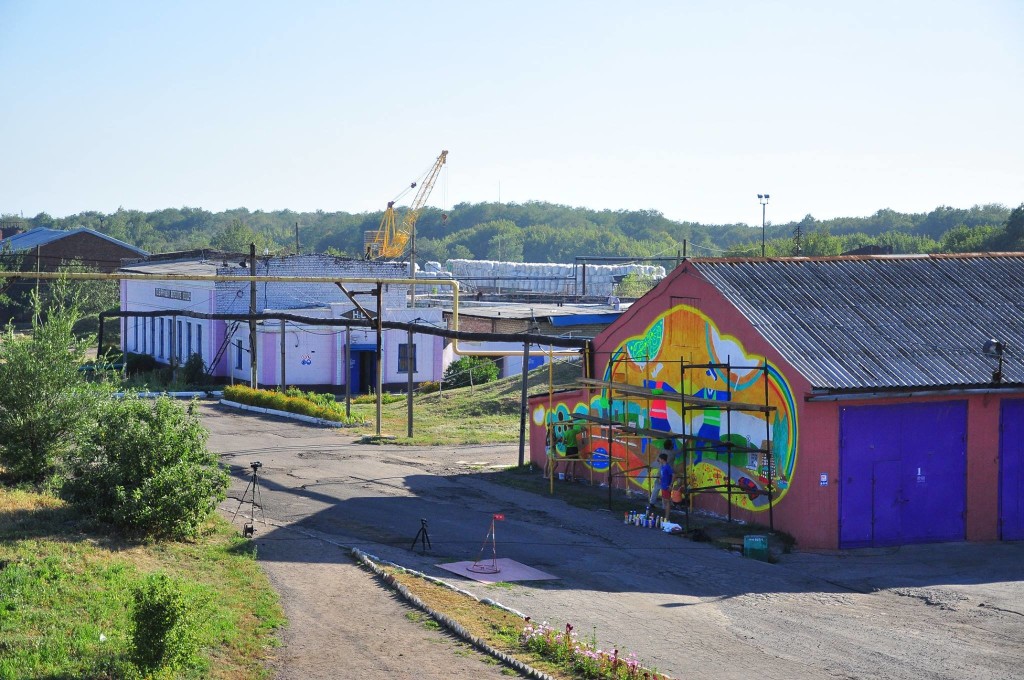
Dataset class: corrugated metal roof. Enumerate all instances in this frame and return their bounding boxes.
[455,302,626,322]
[0,227,147,255]
[691,254,1024,391]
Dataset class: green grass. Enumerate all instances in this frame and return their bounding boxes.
[350,360,584,445]
[0,488,283,679]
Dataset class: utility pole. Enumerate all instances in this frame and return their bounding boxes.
[345,325,351,418]
[280,319,286,390]
[249,243,258,388]
[407,324,414,438]
[375,283,383,436]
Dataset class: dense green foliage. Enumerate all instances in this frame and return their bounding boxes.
[182,352,207,385]
[63,396,229,539]
[0,288,108,484]
[224,384,365,423]
[442,355,499,389]
[5,201,1020,266]
[131,571,206,672]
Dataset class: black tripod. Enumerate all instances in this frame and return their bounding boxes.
[411,518,431,553]
[232,461,267,537]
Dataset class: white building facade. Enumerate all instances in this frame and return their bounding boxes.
[119,254,446,392]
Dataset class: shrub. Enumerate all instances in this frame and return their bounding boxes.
[62,396,228,539]
[223,385,360,424]
[442,356,499,389]
[131,572,204,672]
[418,380,440,394]
[0,288,108,484]
[182,352,208,386]
[123,352,159,374]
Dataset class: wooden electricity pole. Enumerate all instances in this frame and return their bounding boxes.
[249,243,258,389]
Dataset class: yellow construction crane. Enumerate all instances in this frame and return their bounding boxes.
[364,150,448,260]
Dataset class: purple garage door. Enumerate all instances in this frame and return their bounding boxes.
[840,401,966,548]
[1000,399,1024,541]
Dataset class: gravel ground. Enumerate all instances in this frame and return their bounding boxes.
[205,402,1024,680]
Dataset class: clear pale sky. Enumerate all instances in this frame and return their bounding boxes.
[1,1,1021,227]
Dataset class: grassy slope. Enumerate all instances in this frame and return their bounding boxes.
[349,360,585,445]
[0,489,283,679]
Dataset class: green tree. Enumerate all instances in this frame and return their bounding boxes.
[0,285,107,484]
[1002,203,1024,250]
[615,272,658,298]
[212,219,272,253]
[442,356,499,389]
[63,395,228,539]
[803,227,844,256]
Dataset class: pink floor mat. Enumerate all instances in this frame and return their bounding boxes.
[437,558,559,583]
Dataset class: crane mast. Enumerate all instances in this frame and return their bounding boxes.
[364,150,448,260]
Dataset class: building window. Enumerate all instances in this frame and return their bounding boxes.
[398,343,417,374]
[186,321,192,357]
[235,339,243,370]
[158,319,165,358]
[197,324,203,360]
[149,318,156,355]
[176,320,183,362]
[132,318,139,351]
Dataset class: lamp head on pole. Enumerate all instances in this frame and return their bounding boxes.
[983,338,1005,383]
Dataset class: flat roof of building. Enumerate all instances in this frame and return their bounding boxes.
[449,301,628,320]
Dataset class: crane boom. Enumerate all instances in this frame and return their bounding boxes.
[364,150,448,259]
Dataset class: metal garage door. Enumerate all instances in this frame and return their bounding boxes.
[839,401,967,548]
[1000,399,1024,541]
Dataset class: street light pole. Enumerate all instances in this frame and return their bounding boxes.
[758,193,770,257]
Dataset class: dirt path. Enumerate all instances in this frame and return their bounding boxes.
[254,530,516,680]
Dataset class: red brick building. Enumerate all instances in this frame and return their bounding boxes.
[0,227,146,320]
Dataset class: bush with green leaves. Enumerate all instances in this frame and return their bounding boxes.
[442,355,499,389]
[418,380,440,394]
[131,571,206,673]
[62,396,228,539]
[0,287,109,484]
[123,351,159,374]
[224,384,365,423]
[182,352,208,386]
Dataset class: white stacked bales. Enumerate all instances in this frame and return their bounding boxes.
[445,259,665,297]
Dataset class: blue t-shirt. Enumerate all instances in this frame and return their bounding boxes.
[659,462,673,491]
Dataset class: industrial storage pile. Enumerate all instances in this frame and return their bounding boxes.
[445,259,665,297]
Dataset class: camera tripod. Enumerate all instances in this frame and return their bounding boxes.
[232,462,267,537]
[410,518,431,553]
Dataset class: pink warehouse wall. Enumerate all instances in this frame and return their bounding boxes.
[966,393,1000,541]
[529,264,1007,549]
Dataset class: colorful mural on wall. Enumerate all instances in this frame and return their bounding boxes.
[532,305,798,511]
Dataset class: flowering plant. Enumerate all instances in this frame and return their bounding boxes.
[519,617,666,679]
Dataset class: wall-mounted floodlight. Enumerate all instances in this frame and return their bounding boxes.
[983,338,1005,383]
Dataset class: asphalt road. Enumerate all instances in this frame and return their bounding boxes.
[204,402,1024,680]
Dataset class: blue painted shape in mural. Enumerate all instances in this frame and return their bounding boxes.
[692,387,730,463]
[590,447,610,472]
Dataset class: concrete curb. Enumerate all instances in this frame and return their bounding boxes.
[219,399,349,428]
[351,548,556,680]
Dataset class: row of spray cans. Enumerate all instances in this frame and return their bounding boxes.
[624,510,664,529]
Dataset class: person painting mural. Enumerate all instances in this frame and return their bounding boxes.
[657,452,674,520]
